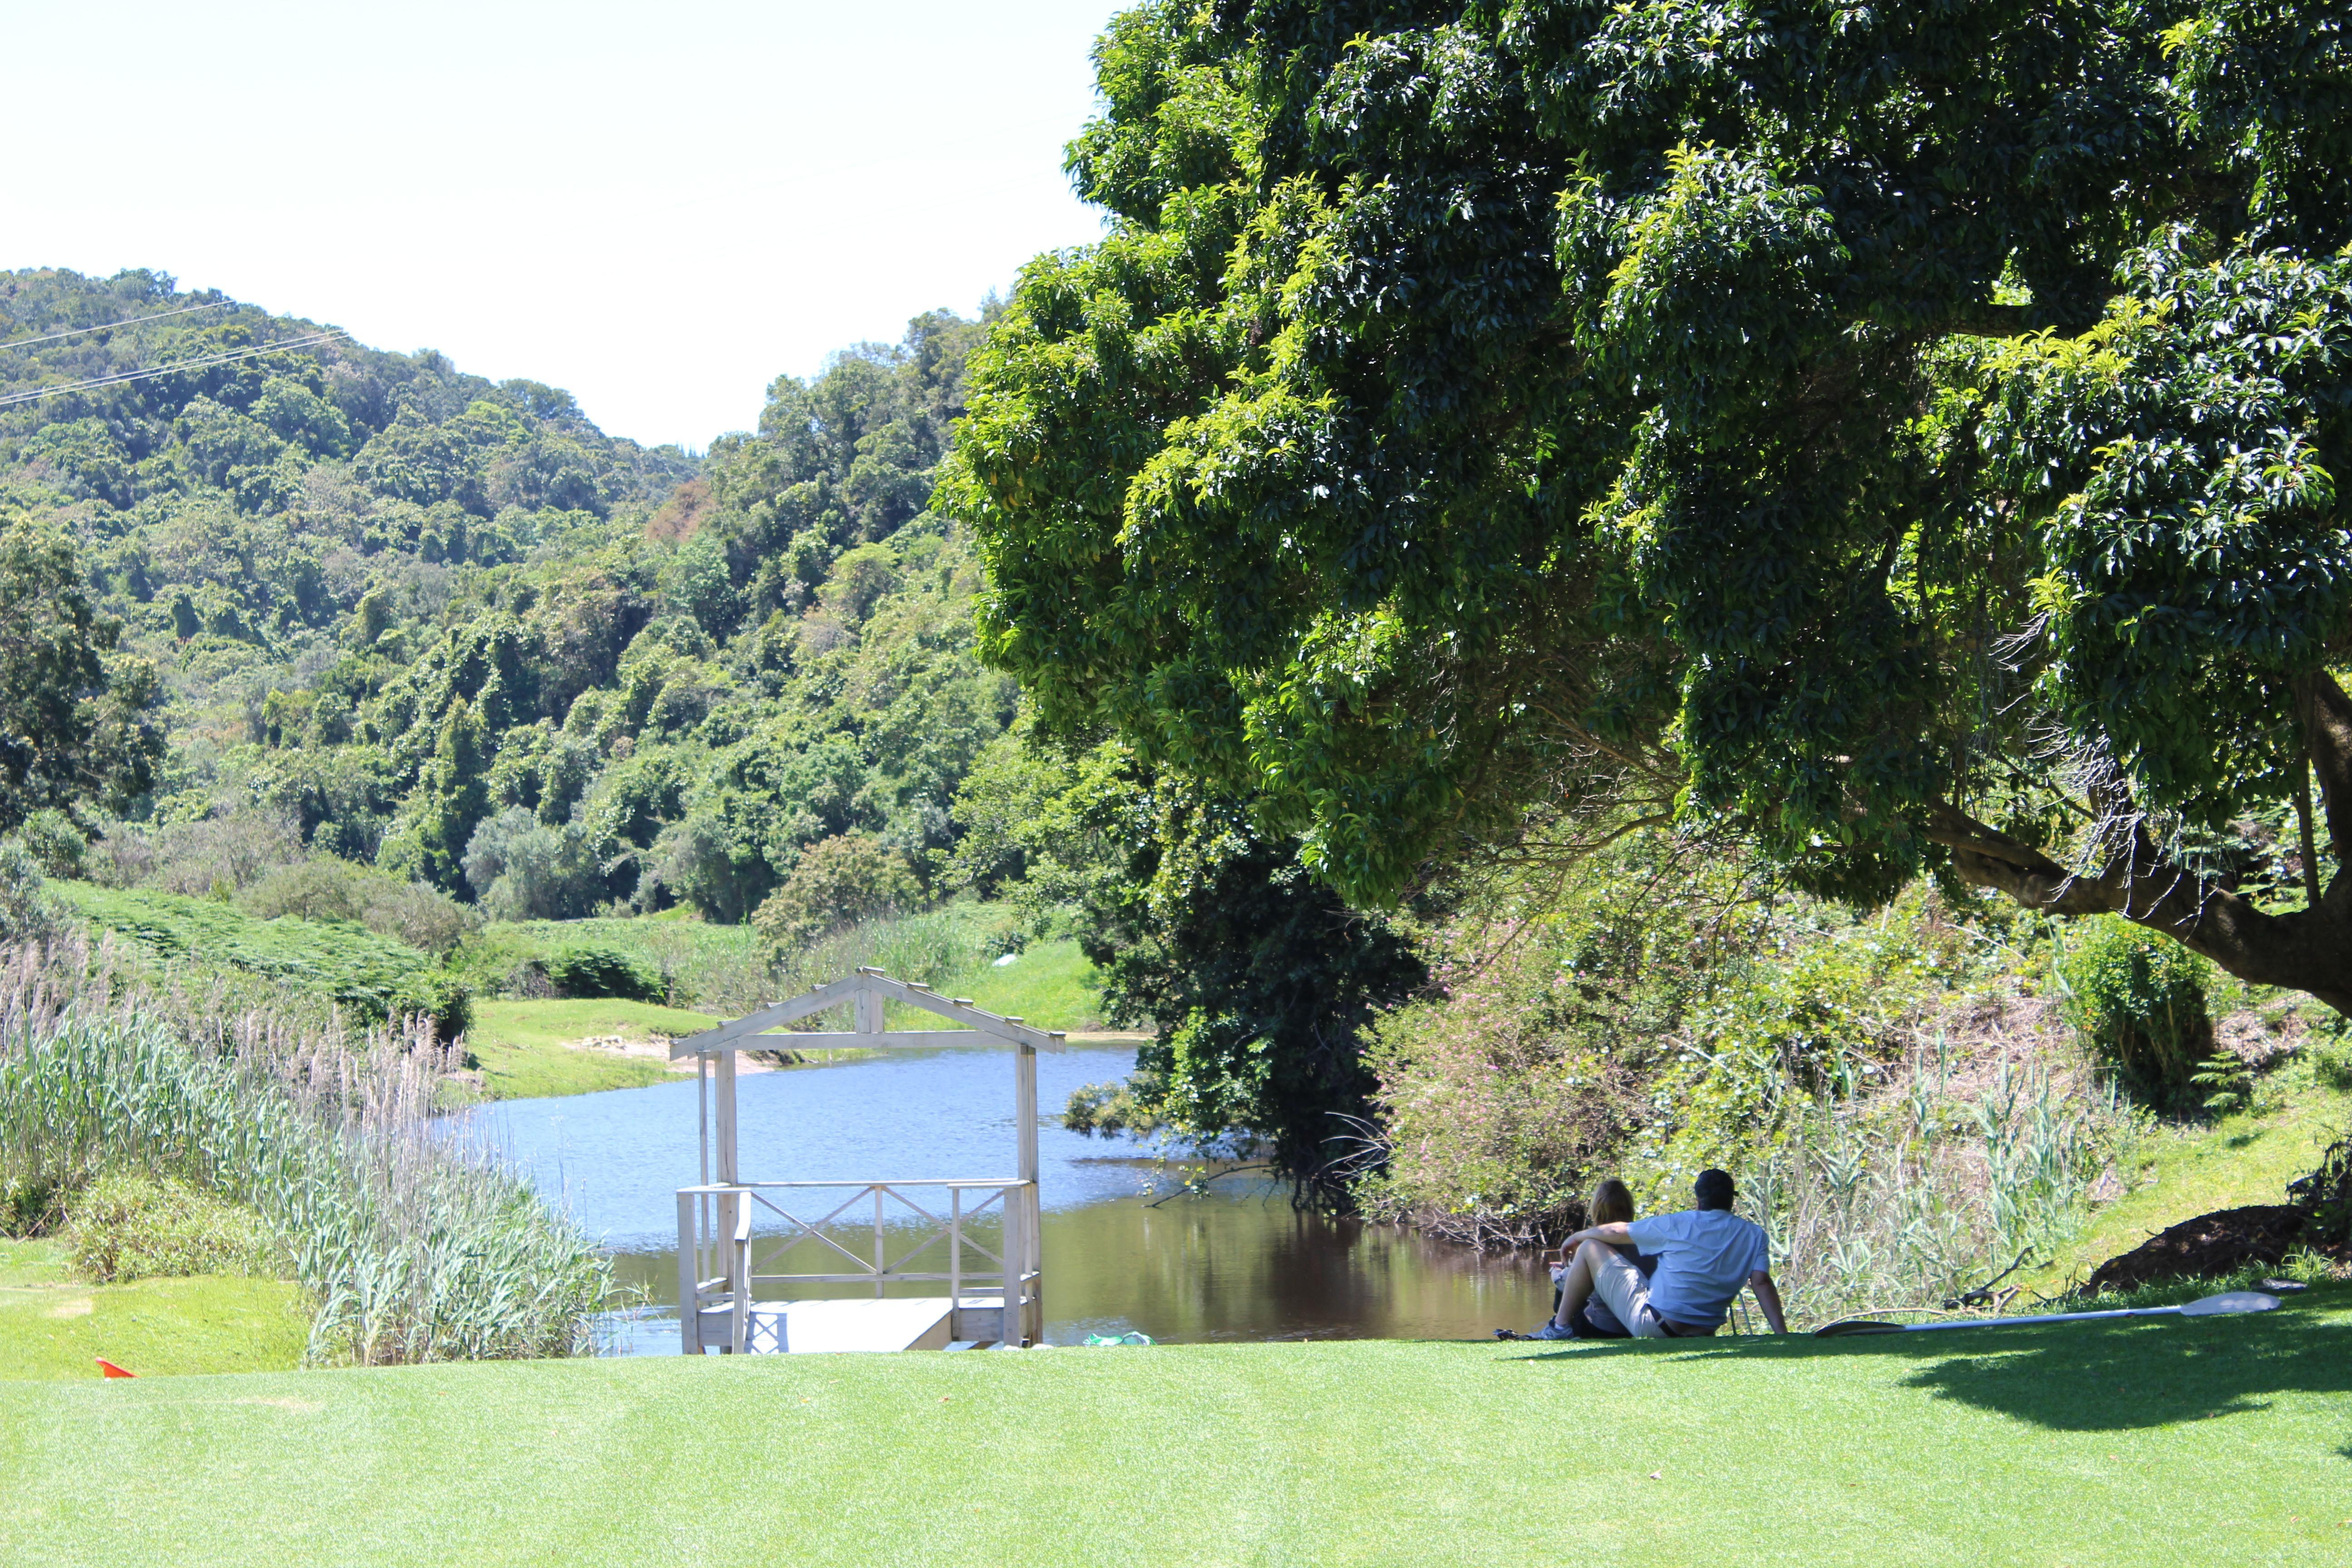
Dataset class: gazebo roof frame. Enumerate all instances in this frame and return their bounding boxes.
[670,965,1067,1058]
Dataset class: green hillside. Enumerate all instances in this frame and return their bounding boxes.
[2,269,1010,931]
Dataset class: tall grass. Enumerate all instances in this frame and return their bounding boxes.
[0,934,610,1363]
[1738,1044,2144,1325]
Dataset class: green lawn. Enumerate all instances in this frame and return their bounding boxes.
[464,999,722,1099]
[2,1284,2346,1565]
[0,1240,306,1381]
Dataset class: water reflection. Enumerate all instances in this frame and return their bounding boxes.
[467,1044,1552,1349]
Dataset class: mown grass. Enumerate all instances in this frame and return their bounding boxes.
[0,1238,306,1380]
[3,1284,2347,1565]
[464,999,721,1099]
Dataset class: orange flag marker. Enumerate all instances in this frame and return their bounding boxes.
[96,1358,135,1379]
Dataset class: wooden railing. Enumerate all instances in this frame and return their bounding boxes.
[675,1177,1042,1353]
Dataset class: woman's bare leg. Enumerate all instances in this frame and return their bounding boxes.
[1552,1242,1601,1330]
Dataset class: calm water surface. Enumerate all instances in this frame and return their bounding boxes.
[470,1044,1551,1349]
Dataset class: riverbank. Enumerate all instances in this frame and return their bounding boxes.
[6,1286,2346,1565]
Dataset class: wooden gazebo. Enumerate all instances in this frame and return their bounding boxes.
[670,967,1062,1353]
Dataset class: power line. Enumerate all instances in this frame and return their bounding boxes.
[0,301,227,352]
[0,329,348,412]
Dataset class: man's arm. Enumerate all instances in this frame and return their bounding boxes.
[1748,1270,1788,1334]
[1563,1221,1635,1250]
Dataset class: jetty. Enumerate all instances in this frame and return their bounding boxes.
[670,966,1059,1353]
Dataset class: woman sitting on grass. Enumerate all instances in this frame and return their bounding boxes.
[1548,1179,1653,1338]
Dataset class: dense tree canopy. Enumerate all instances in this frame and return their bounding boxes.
[943,0,2352,1011]
[1,270,1015,923]
[0,512,160,829]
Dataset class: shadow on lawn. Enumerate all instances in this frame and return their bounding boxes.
[1515,1303,2352,1437]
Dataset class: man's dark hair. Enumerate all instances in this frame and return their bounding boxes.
[1694,1169,1735,1210]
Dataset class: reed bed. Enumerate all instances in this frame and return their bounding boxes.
[1737,1043,2145,1326]
[0,933,611,1364]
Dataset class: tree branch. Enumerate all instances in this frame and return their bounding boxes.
[1926,801,2352,1014]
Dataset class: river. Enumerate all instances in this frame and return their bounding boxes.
[473,1042,1553,1350]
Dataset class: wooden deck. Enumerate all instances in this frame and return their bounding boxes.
[707,1295,1006,1354]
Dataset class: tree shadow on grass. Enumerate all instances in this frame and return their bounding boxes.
[1512,1301,2352,1438]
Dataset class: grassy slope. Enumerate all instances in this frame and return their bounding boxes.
[464,1000,721,1099]
[3,1287,2347,1566]
[0,1240,306,1381]
[2033,1085,2347,1292]
[939,938,1111,1034]
[54,882,430,1008]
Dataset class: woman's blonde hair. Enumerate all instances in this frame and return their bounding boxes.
[1590,1178,1636,1228]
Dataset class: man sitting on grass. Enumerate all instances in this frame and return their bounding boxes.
[1530,1169,1787,1340]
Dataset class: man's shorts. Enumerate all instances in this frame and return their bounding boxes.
[1589,1245,1715,1338]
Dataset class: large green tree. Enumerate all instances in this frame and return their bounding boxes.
[0,512,161,829]
[942,0,2352,1012]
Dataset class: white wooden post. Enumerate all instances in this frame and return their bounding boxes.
[1016,1040,1039,1344]
[676,1191,701,1353]
[715,1049,738,1185]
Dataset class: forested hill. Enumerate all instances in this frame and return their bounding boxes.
[0,266,1011,922]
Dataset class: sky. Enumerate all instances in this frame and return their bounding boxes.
[0,0,1122,449]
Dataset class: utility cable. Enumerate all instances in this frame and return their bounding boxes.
[0,300,226,351]
[0,329,348,411]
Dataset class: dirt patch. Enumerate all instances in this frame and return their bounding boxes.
[47,1295,94,1318]
[2087,1205,2314,1292]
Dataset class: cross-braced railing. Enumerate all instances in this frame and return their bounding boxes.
[671,968,1058,1355]
[676,1177,1043,1354]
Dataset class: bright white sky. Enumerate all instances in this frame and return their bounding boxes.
[0,0,1122,449]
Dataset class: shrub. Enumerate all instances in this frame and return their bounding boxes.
[2312,1039,2352,1093]
[16,809,88,879]
[360,879,475,955]
[752,832,920,951]
[57,883,441,1027]
[541,944,662,1002]
[240,856,370,922]
[463,807,601,921]
[2059,916,2213,1103]
[0,839,57,944]
[62,1169,279,1283]
[389,970,474,1043]
[132,811,305,897]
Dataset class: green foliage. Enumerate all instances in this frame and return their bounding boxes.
[2189,1053,2254,1115]
[943,0,2352,1002]
[4,272,1016,947]
[0,510,161,830]
[2061,916,2214,1103]
[0,837,58,944]
[539,943,662,1003]
[2311,1039,2352,1093]
[1031,751,1427,1181]
[62,1169,278,1283]
[54,881,468,1034]
[751,831,920,951]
